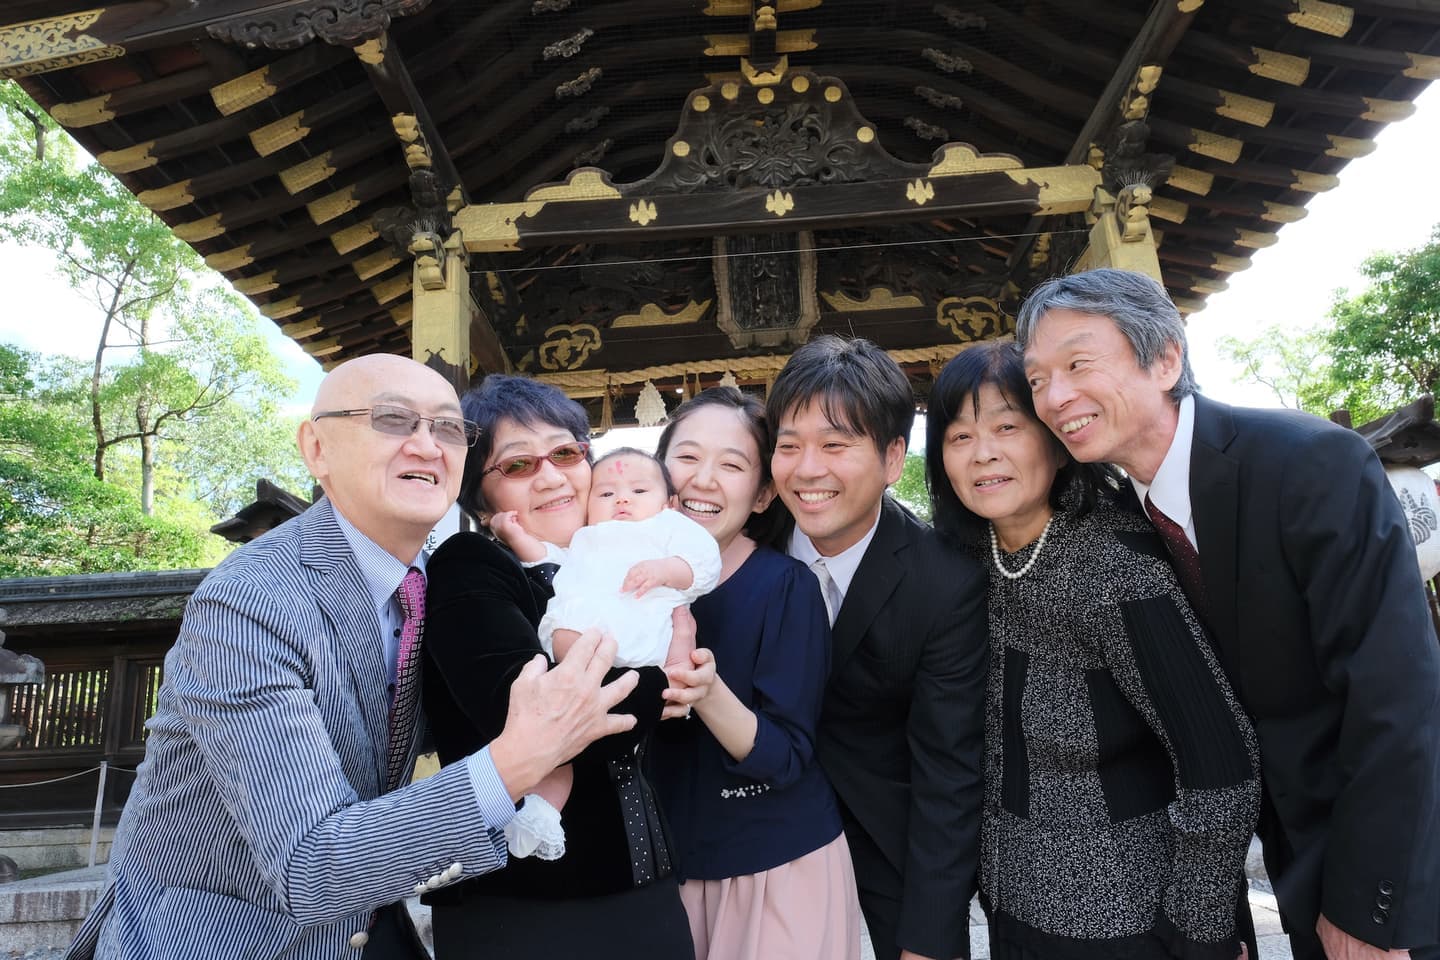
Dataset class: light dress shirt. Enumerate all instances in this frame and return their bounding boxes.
[1130,394,1200,552]
[333,508,515,829]
[786,503,883,609]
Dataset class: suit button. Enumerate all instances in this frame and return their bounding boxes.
[1377,895,1393,909]
[1373,909,1389,925]
[1378,880,1395,896]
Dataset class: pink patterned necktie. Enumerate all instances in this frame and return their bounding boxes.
[385,567,425,792]
[1143,494,1209,621]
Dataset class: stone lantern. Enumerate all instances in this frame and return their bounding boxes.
[0,625,45,750]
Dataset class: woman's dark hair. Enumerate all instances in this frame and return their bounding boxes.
[458,374,592,514]
[656,386,789,547]
[924,341,1116,545]
[594,446,675,498]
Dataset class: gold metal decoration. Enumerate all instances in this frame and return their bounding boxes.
[1186,129,1243,164]
[173,214,227,243]
[453,204,522,252]
[390,303,413,327]
[1146,196,1188,224]
[205,245,255,272]
[936,296,1008,341]
[96,142,157,173]
[136,180,195,213]
[251,112,311,156]
[792,75,810,93]
[755,5,778,30]
[776,29,818,52]
[1216,90,1274,127]
[705,35,749,57]
[1116,183,1153,242]
[1359,98,1415,122]
[765,190,795,217]
[282,316,324,339]
[928,144,1022,176]
[526,169,622,202]
[672,141,691,157]
[757,88,775,105]
[353,250,402,281]
[50,95,115,128]
[1166,165,1214,196]
[371,274,412,305]
[740,55,789,86]
[1210,253,1253,273]
[820,287,924,312]
[721,81,740,100]
[539,323,602,371]
[0,11,124,80]
[614,299,713,328]
[260,296,303,320]
[211,67,279,116]
[331,221,379,256]
[1177,0,1204,12]
[232,271,279,296]
[1324,134,1374,159]
[1001,166,1102,215]
[1402,52,1440,80]
[824,85,842,103]
[307,185,361,225]
[303,337,343,358]
[856,126,874,143]
[906,179,935,206]
[1235,229,1278,249]
[629,200,658,226]
[692,94,711,112]
[1260,201,1307,223]
[392,113,420,142]
[1249,47,1309,85]
[279,152,337,195]
[354,35,387,65]
[1290,170,1339,192]
[1287,0,1353,37]
[703,0,822,12]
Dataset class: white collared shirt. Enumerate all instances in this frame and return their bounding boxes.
[1130,394,1199,552]
[332,508,428,688]
[786,502,883,608]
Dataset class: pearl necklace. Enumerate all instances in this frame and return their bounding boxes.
[989,515,1056,580]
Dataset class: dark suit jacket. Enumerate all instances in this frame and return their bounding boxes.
[813,497,989,959]
[1189,394,1440,951]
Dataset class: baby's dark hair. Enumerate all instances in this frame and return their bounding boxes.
[594,446,676,498]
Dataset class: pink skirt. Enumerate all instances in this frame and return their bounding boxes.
[679,834,862,960]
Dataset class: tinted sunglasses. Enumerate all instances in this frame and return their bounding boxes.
[482,441,591,479]
[311,404,480,447]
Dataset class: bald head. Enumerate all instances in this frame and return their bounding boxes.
[299,353,466,562]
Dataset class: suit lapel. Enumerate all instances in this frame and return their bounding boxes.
[300,500,391,794]
[831,499,907,670]
[1190,395,1241,659]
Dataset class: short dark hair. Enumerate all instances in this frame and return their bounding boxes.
[1015,268,1197,402]
[656,386,788,546]
[925,340,1117,545]
[766,336,915,452]
[458,374,591,514]
[594,446,675,498]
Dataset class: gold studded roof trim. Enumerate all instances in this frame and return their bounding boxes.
[231,271,279,296]
[49,94,114,127]
[96,142,158,174]
[205,245,255,272]
[371,274,411,304]
[1248,48,1309,85]
[331,221,379,255]
[307,185,361,225]
[172,213,227,243]
[353,250,402,281]
[1188,129,1243,164]
[1167,166,1213,196]
[282,317,325,339]
[211,67,279,116]
[1286,0,1353,37]
[259,296,303,320]
[251,112,311,156]
[280,152,338,195]
[1147,196,1189,224]
[1216,91,1274,127]
[136,180,195,213]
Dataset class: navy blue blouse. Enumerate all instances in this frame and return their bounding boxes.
[647,545,843,881]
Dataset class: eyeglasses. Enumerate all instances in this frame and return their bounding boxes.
[482,441,591,479]
[311,404,480,447]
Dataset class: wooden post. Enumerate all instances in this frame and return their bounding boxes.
[410,231,472,396]
[1074,185,1163,282]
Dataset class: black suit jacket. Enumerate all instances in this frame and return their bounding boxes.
[1188,394,1440,951]
[813,497,989,959]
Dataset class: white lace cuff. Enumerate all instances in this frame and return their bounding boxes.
[504,794,567,861]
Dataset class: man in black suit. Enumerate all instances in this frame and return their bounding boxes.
[767,336,989,960]
[1018,268,1440,960]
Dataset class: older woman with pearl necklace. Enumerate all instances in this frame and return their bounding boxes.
[925,340,1261,960]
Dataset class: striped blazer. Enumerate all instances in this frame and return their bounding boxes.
[67,499,507,960]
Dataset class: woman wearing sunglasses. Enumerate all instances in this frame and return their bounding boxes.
[420,374,700,959]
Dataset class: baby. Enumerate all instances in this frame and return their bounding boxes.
[489,447,721,859]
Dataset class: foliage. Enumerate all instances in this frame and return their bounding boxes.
[892,451,932,522]
[1219,225,1440,424]
[0,346,211,576]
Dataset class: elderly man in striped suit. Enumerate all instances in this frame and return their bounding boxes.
[67,354,649,960]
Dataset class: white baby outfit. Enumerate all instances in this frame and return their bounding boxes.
[532,508,722,667]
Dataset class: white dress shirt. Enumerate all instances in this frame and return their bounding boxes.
[1129,394,1200,552]
[786,503,883,611]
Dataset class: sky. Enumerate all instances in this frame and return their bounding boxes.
[2,84,1436,456]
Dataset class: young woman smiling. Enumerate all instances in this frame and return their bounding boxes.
[648,386,861,960]
[926,342,1260,960]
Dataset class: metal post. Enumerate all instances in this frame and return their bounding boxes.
[88,761,108,868]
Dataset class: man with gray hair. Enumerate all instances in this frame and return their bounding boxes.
[1018,268,1440,960]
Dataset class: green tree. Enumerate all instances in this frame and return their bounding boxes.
[0,344,211,576]
[1220,226,1440,424]
[892,451,932,522]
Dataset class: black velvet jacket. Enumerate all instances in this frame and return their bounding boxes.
[420,532,673,902]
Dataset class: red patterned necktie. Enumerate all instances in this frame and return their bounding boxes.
[385,567,425,792]
[1144,494,1209,620]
